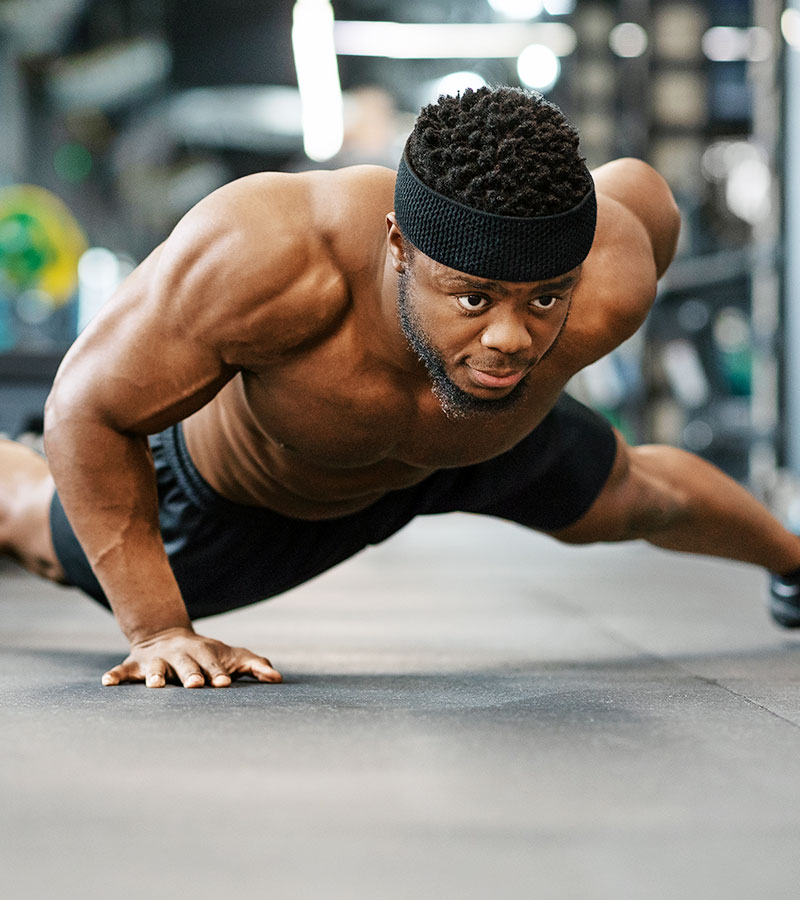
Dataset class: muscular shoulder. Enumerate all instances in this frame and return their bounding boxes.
[150,166,395,365]
[305,165,397,272]
[556,159,680,370]
[592,158,681,277]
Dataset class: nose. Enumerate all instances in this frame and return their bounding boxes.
[480,311,533,355]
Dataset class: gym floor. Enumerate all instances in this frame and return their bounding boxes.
[3,513,800,900]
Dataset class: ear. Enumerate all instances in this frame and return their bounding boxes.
[385,213,407,273]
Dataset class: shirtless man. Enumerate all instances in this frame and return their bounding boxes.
[3,87,800,689]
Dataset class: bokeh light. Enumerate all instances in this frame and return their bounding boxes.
[609,23,648,58]
[488,0,543,20]
[782,8,800,48]
[426,71,488,103]
[517,43,561,91]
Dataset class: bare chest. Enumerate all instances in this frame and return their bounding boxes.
[185,317,571,513]
[236,350,564,471]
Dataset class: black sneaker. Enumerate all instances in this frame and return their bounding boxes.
[769,571,800,628]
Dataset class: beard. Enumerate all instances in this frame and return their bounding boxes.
[396,268,529,419]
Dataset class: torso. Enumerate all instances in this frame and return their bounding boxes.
[178,165,654,520]
[183,359,567,519]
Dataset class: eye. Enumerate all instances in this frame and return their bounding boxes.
[532,295,558,310]
[457,294,490,312]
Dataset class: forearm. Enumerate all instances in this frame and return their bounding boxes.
[44,411,191,642]
[43,407,282,689]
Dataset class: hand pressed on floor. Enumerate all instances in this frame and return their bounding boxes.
[101,626,283,688]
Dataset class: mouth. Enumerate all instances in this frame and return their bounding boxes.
[466,364,529,390]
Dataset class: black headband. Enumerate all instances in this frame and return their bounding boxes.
[394,149,597,282]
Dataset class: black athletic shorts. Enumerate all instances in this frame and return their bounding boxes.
[50,393,617,620]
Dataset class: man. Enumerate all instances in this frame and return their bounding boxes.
[3,87,800,689]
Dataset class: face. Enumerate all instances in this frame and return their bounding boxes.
[392,237,578,419]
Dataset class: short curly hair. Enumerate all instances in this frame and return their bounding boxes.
[406,86,591,217]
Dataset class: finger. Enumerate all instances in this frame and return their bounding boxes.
[192,649,232,688]
[171,654,206,688]
[241,655,282,684]
[144,658,168,689]
[101,660,142,686]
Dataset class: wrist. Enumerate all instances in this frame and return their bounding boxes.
[126,620,195,648]
[107,585,193,645]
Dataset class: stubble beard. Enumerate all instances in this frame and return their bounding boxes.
[396,268,528,419]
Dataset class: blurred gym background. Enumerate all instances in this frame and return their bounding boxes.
[1,0,799,520]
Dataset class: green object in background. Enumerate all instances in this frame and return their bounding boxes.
[598,406,637,444]
[0,213,56,290]
[713,307,752,397]
[0,297,15,351]
[0,184,87,305]
[718,347,752,396]
[53,143,93,184]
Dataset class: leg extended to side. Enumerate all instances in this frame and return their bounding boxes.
[550,431,800,576]
[0,439,65,582]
